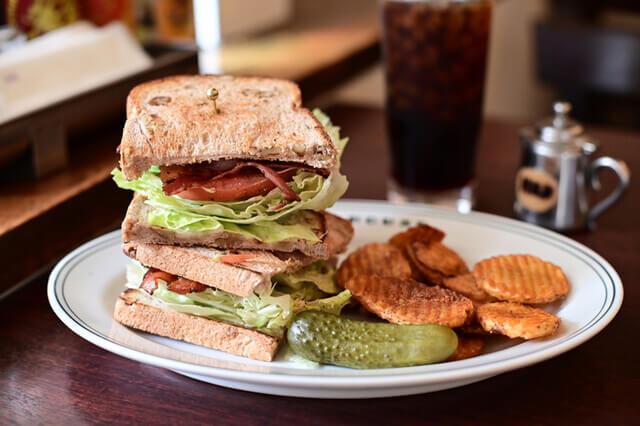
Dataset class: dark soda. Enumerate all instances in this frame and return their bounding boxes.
[383,0,492,191]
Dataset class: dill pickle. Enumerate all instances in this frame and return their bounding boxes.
[287,311,458,369]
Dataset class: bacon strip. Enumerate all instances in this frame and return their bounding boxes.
[245,162,300,201]
[141,269,176,294]
[140,268,209,295]
[167,277,209,295]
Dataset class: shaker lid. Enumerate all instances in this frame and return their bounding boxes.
[521,101,598,156]
[536,101,584,143]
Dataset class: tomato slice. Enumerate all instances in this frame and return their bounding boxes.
[174,167,298,202]
[161,161,237,195]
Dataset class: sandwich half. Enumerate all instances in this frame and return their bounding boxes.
[115,233,353,361]
[112,75,349,255]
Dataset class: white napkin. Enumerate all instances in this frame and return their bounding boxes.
[0,21,152,125]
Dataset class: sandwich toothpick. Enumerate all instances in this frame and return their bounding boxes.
[207,87,219,113]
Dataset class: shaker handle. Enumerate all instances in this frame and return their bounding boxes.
[587,156,631,229]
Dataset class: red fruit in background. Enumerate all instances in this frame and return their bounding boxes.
[78,0,133,27]
[6,0,80,38]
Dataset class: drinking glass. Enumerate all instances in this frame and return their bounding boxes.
[382,0,493,212]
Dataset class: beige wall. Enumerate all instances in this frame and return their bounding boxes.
[486,0,553,119]
[330,0,555,121]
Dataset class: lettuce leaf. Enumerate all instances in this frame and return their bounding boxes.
[272,260,341,294]
[125,260,147,289]
[111,109,348,243]
[147,207,320,243]
[313,108,349,161]
[274,263,351,315]
[275,281,327,302]
[300,290,351,316]
[159,284,292,333]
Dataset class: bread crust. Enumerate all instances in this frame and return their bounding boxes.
[124,241,315,297]
[122,194,354,258]
[114,291,280,361]
[119,75,337,180]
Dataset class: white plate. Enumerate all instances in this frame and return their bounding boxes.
[48,200,623,398]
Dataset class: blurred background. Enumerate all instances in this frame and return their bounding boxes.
[3,0,640,126]
[1,0,639,286]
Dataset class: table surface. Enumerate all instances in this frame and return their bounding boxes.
[1,105,638,425]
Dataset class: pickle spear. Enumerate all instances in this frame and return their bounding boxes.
[287,311,458,369]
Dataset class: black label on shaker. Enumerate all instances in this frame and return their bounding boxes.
[515,167,559,213]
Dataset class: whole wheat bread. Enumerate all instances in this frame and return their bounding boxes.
[119,75,337,180]
[114,290,279,361]
[124,241,316,297]
[122,194,354,258]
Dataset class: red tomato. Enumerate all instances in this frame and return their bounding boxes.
[175,168,298,202]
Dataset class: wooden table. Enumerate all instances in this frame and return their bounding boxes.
[1,105,638,424]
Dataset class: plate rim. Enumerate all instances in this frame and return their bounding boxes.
[48,199,624,389]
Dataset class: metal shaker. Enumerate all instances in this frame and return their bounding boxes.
[514,101,630,231]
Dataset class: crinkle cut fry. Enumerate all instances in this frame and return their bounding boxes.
[336,243,412,286]
[345,275,474,328]
[473,254,569,304]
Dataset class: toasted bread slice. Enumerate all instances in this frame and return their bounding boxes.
[124,241,315,297]
[122,194,354,258]
[114,290,279,361]
[119,75,337,180]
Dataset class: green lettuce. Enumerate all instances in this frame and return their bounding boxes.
[272,260,341,294]
[111,109,348,243]
[313,108,348,160]
[152,284,292,336]
[275,282,327,304]
[302,290,352,316]
[147,207,320,243]
[125,260,147,290]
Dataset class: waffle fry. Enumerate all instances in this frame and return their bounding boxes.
[473,254,569,304]
[406,258,429,282]
[447,334,485,361]
[389,224,445,251]
[409,241,469,285]
[344,275,474,328]
[442,273,495,304]
[389,224,446,283]
[458,322,488,335]
[336,243,412,286]
[477,302,560,339]
[405,245,434,283]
